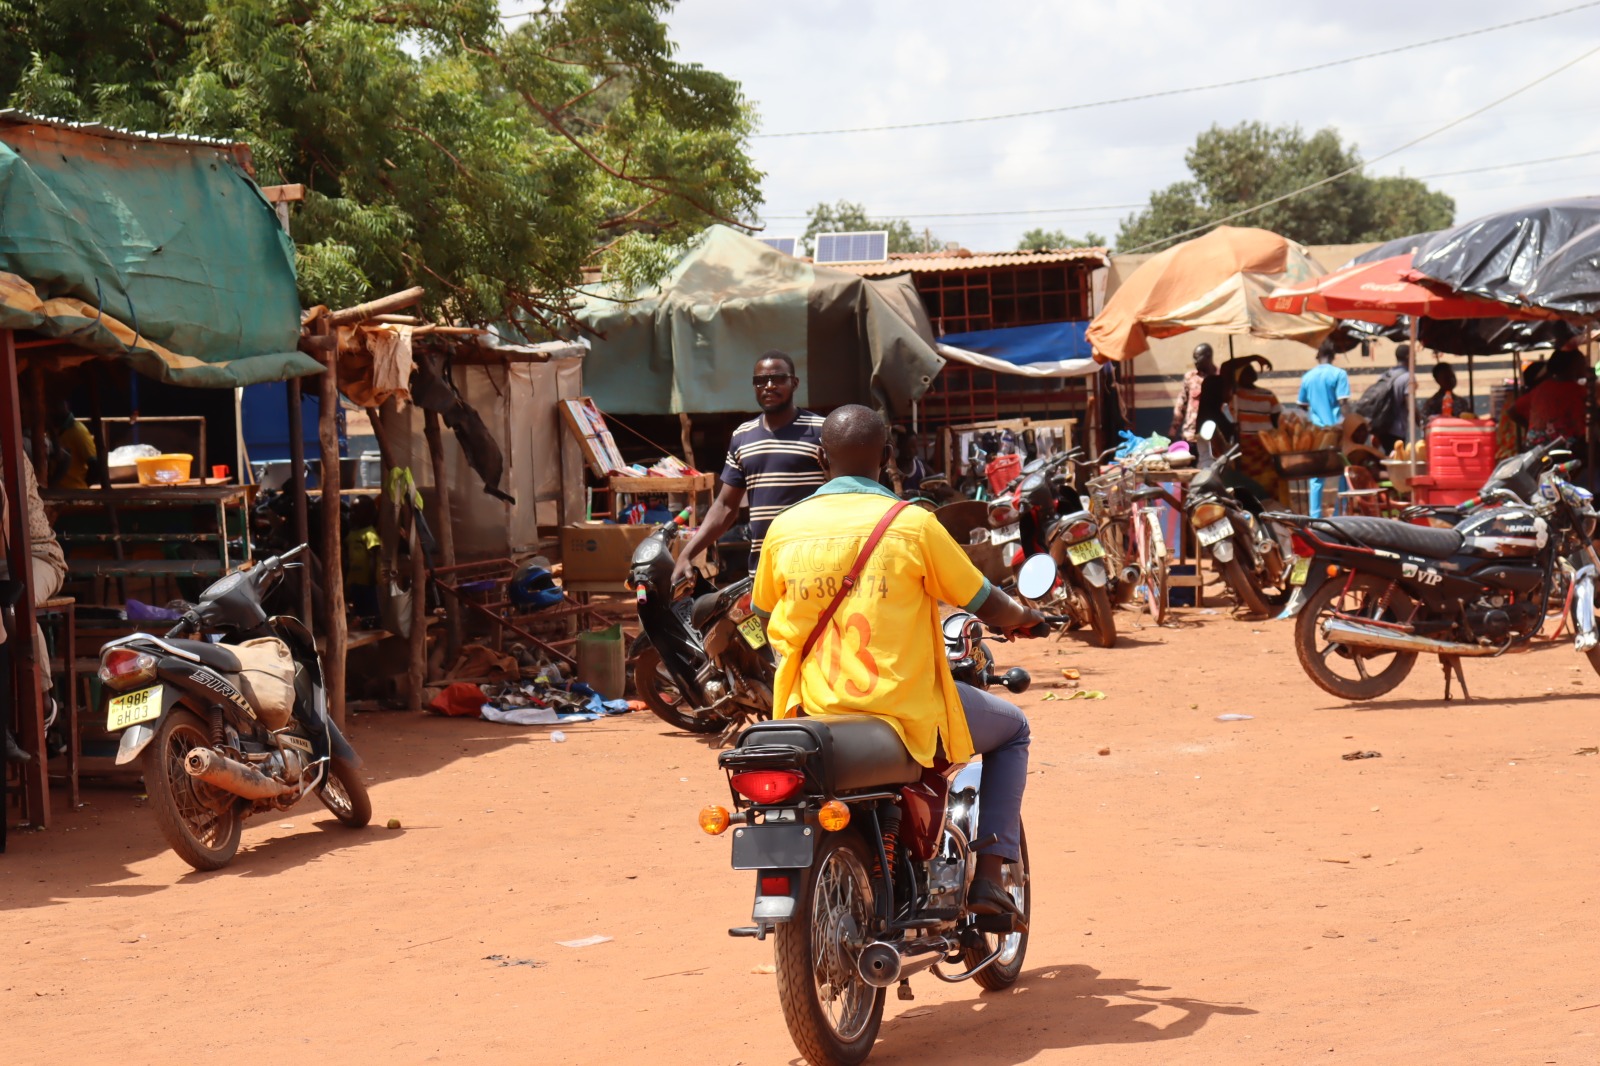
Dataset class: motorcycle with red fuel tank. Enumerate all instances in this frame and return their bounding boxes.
[698,564,1062,1066]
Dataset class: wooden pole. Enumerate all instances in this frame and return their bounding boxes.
[28,363,47,474]
[287,376,313,629]
[678,412,696,469]
[314,319,347,727]
[407,518,427,711]
[423,409,461,665]
[0,331,46,826]
[327,286,426,327]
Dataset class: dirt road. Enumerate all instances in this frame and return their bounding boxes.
[3,607,1597,1064]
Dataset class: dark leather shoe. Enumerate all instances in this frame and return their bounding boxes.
[968,876,1027,932]
[5,730,32,764]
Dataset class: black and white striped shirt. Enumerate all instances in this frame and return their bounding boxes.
[722,410,827,566]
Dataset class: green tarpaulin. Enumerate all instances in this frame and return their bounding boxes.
[0,113,320,388]
[570,225,944,416]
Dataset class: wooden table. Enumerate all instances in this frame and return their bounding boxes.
[606,473,716,525]
[43,482,253,582]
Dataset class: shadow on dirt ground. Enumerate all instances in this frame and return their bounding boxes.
[861,964,1256,1064]
[0,709,577,911]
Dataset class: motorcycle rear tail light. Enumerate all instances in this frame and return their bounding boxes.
[1192,502,1227,528]
[1066,520,1093,542]
[730,769,805,805]
[1290,532,1315,558]
[99,649,157,691]
[760,876,791,896]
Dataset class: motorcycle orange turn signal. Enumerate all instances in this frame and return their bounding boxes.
[1326,564,1340,578]
[698,805,731,835]
[817,800,851,832]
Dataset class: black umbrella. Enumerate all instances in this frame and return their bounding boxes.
[1522,220,1600,319]
[1412,197,1600,304]
[1348,231,1438,267]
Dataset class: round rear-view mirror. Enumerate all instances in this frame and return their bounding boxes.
[1016,553,1058,600]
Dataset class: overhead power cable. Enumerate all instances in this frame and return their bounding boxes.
[1118,43,1600,255]
[756,2,1600,138]
[760,203,1143,220]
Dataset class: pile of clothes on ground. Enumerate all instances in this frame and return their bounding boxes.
[428,646,639,726]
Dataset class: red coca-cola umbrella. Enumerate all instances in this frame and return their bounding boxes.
[1261,254,1552,324]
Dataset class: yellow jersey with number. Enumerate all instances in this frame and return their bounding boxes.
[752,477,992,766]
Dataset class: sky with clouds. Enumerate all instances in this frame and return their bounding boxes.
[646,0,1600,252]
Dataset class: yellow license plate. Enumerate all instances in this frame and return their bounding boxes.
[737,614,768,649]
[106,685,164,731]
[1289,557,1311,586]
[1066,539,1105,565]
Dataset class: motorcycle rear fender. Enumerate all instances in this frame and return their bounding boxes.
[750,868,803,924]
[1210,538,1236,563]
[1080,558,1109,588]
[1276,561,1334,620]
[110,684,188,764]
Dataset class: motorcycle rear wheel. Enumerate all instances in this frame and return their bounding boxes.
[965,825,1030,991]
[1294,573,1418,700]
[774,830,884,1066]
[143,708,242,872]
[629,635,721,734]
[317,756,372,828]
[1084,582,1117,648]
[1221,556,1272,618]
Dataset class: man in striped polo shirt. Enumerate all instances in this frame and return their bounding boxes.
[673,350,826,583]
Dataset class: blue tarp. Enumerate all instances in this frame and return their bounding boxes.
[939,321,1092,366]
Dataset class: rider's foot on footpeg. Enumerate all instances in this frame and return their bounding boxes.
[968,877,1028,933]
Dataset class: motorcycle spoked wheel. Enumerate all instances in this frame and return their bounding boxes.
[774,830,885,1066]
[143,708,243,871]
[963,825,1030,991]
[317,756,372,828]
[1294,573,1418,700]
[628,634,722,735]
[1083,582,1117,648]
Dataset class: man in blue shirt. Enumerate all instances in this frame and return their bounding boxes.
[673,350,826,582]
[1298,341,1350,517]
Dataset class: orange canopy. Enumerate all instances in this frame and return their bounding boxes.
[1261,254,1554,325]
[1088,226,1333,362]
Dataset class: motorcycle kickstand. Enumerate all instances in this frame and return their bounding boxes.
[897,978,914,1001]
[1440,655,1470,701]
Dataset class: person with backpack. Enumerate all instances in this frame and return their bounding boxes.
[1355,343,1413,454]
[1298,339,1350,517]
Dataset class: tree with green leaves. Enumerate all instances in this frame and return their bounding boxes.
[1116,121,1454,254]
[0,0,763,329]
[801,200,933,255]
[1016,228,1107,251]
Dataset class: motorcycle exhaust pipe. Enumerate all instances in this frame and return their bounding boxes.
[857,936,958,988]
[1120,565,1141,586]
[1322,618,1498,658]
[185,747,291,799]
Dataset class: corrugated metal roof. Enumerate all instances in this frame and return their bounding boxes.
[0,109,244,148]
[823,246,1108,276]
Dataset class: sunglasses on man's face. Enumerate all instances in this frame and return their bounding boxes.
[752,375,794,387]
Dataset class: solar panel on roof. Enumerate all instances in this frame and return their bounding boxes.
[815,231,889,263]
[757,236,799,256]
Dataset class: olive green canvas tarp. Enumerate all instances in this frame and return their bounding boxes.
[570,225,943,415]
[0,115,320,388]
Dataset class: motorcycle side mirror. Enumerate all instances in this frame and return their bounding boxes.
[1016,553,1058,600]
[1200,420,1217,441]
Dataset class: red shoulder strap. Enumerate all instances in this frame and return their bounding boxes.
[798,500,911,665]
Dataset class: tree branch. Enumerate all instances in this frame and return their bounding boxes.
[598,192,668,230]
[393,125,478,184]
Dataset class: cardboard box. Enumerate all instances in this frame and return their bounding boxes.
[962,541,1013,585]
[559,522,658,589]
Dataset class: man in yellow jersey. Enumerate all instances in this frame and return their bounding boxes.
[753,405,1045,920]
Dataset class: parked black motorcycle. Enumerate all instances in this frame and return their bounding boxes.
[98,545,370,870]
[989,449,1120,646]
[1274,441,1599,700]
[628,523,774,735]
[701,597,1059,1066]
[1186,426,1291,617]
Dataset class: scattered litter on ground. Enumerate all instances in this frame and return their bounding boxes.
[751,963,775,975]
[1097,747,1111,756]
[1320,857,1351,864]
[1040,692,1061,701]
[1321,930,1344,939]
[1216,713,1254,722]
[557,935,613,948]
[644,967,707,980]
[1342,750,1382,760]
[278,823,294,829]
[551,731,567,743]
[1068,690,1106,700]
[484,954,545,968]
[431,676,635,726]
[1576,746,1598,756]
[1061,667,1080,681]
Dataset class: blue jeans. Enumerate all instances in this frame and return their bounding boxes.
[955,682,1031,863]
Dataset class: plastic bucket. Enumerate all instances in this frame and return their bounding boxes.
[135,453,193,485]
[576,624,626,701]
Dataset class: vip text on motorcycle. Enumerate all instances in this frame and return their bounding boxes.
[628,351,826,734]
[699,405,1051,1066]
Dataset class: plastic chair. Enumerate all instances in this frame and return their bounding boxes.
[1337,466,1398,518]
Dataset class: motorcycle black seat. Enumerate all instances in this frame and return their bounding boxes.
[1319,516,1464,559]
[691,591,721,629]
[165,638,241,673]
[733,715,923,793]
